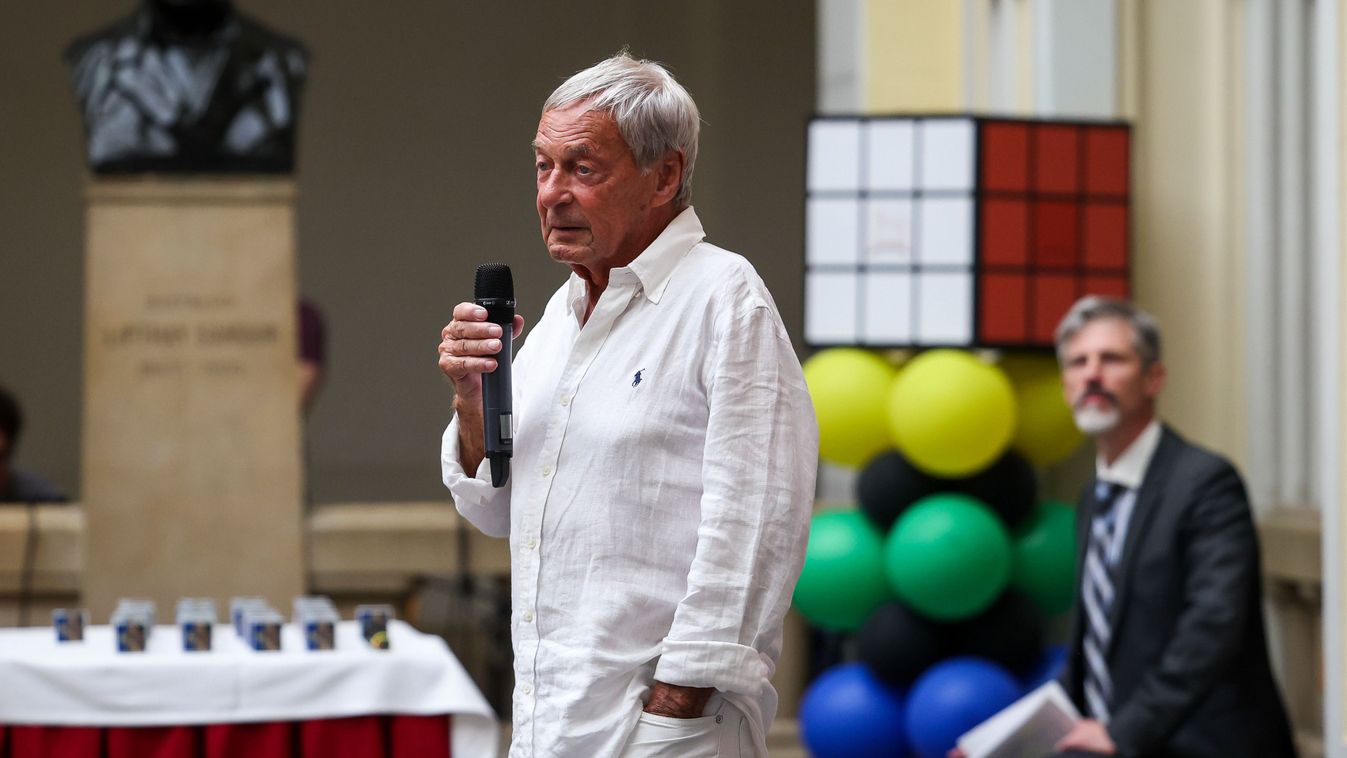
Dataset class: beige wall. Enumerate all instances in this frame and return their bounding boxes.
[1126,0,1248,472]
[864,0,964,111]
[0,2,816,503]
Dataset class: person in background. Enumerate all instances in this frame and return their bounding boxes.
[1048,296,1294,758]
[298,298,326,414]
[0,385,66,503]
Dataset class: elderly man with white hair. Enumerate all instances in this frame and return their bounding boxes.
[437,52,818,757]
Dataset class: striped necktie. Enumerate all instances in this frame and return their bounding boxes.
[1083,479,1126,722]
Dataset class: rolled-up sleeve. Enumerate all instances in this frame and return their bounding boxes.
[654,302,818,695]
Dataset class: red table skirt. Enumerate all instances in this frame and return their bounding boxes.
[0,714,450,758]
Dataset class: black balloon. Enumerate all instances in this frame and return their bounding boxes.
[857,450,943,531]
[952,451,1038,530]
[858,449,1037,532]
[947,591,1045,675]
[855,601,946,688]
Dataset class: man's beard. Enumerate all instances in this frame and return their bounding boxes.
[1073,403,1121,436]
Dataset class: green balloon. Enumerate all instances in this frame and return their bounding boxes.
[794,509,893,630]
[884,494,1012,621]
[1011,500,1079,615]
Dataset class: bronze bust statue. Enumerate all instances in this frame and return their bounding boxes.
[65,0,309,174]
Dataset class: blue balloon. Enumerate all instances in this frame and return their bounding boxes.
[1021,644,1069,692]
[904,657,1021,758]
[800,662,910,758]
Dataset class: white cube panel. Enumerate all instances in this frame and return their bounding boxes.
[808,120,862,191]
[806,271,860,344]
[865,120,916,191]
[804,116,993,346]
[807,198,861,265]
[919,119,975,191]
[862,272,913,344]
[917,197,974,265]
[865,199,914,264]
[916,271,973,344]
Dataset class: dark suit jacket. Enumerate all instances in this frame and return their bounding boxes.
[1060,426,1296,758]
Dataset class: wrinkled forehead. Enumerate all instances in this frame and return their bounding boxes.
[534,106,631,158]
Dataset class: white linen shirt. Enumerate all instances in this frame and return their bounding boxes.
[441,208,818,757]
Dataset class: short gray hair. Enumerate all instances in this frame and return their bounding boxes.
[543,52,700,208]
[1054,295,1162,367]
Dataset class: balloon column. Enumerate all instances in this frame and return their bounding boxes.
[797,349,1082,758]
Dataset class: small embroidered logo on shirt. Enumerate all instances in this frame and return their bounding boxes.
[632,369,645,387]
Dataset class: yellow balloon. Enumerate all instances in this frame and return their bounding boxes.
[803,349,899,468]
[1001,355,1085,467]
[888,350,1016,477]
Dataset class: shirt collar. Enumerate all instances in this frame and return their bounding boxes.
[624,206,705,304]
[565,207,705,319]
[1095,419,1162,490]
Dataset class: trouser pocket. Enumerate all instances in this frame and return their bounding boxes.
[622,711,723,757]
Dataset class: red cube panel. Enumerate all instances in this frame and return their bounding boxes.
[1084,274,1130,300]
[981,199,1028,266]
[1083,203,1128,270]
[1033,201,1079,267]
[1085,127,1130,195]
[1032,273,1079,343]
[1034,125,1079,194]
[981,122,1029,191]
[980,273,1028,343]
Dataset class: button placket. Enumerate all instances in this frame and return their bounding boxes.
[513,277,636,752]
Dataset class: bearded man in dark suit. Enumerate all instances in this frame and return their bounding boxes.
[1050,296,1296,758]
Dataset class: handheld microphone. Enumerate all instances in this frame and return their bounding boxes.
[474,263,514,487]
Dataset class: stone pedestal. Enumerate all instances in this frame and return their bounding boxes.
[81,179,304,619]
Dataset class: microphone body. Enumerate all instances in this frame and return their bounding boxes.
[474,264,514,487]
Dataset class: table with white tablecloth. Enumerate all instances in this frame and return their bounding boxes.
[0,619,498,758]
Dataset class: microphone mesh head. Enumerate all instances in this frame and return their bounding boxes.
[474,263,513,300]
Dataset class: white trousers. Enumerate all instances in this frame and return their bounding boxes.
[620,697,754,757]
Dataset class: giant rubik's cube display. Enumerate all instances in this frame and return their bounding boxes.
[805,115,1131,348]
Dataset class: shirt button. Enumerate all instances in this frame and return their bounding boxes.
[527,537,538,550]
[522,683,533,696]
[541,465,552,477]
[560,396,570,407]
[522,610,534,622]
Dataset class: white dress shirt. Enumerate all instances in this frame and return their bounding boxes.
[1094,419,1162,563]
[441,208,819,757]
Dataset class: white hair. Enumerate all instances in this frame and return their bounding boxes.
[543,52,700,208]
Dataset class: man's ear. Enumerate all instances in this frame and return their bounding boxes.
[649,150,685,208]
[1143,360,1166,399]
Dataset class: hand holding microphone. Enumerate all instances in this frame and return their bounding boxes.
[438,264,523,487]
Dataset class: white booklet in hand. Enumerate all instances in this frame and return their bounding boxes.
[956,681,1081,758]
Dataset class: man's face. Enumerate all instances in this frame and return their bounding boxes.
[534,105,665,277]
[1059,317,1165,436]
